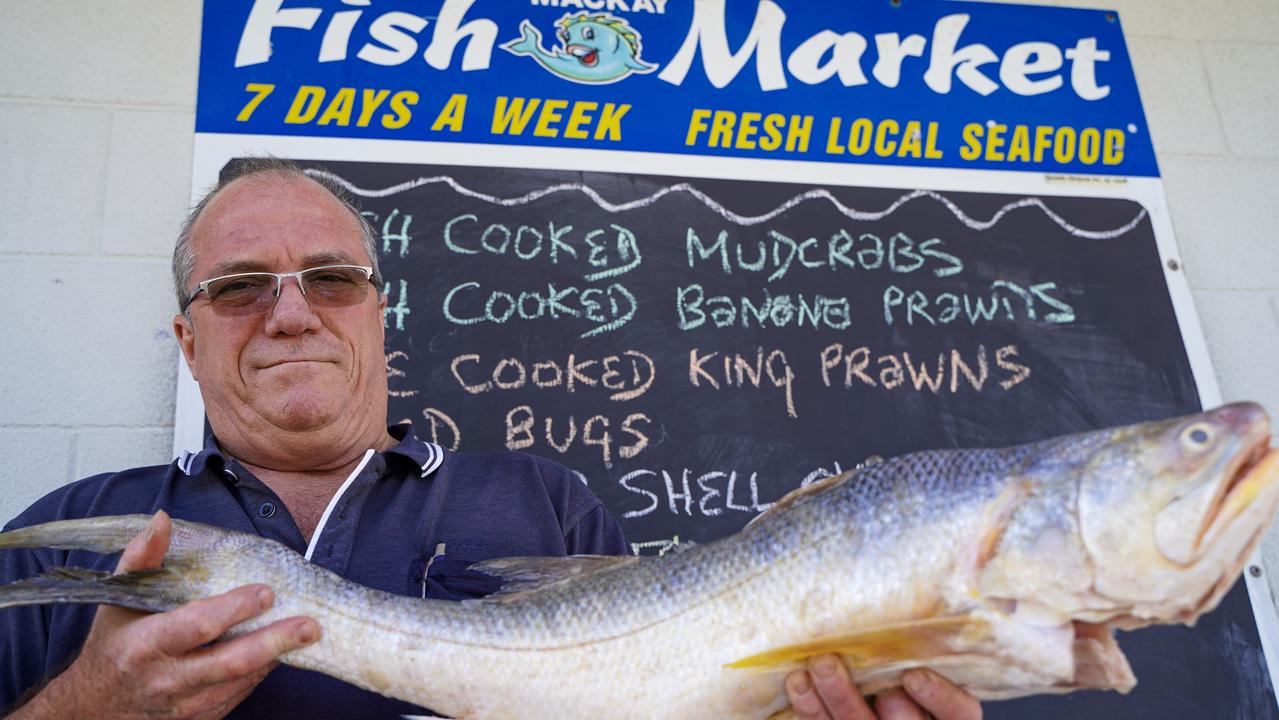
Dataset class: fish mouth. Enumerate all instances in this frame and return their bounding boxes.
[567,44,599,67]
[1197,440,1278,548]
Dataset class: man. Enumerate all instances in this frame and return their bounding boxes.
[0,159,979,719]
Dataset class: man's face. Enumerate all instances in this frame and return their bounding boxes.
[173,173,388,441]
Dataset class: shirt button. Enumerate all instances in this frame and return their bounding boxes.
[259,502,277,519]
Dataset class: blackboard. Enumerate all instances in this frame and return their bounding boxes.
[271,158,1270,718]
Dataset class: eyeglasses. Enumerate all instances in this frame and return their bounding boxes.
[181,265,377,316]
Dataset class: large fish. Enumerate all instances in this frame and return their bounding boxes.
[1,403,1277,719]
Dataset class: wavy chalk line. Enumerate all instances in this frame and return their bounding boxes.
[306,169,1146,241]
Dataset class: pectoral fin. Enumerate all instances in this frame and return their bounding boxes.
[727,614,994,672]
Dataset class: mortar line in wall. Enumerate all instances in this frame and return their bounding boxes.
[0,251,170,264]
[3,424,176,431]
[1194,40,1242,160]
[0,96,194,114]
[95,112,116,255]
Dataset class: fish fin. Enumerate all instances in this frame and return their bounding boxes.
[745,472,854,530]
[0,566,190,614]
[468,555,640,601]
[500,20,541,57]
[0,515,157,555]
[624,56,657,73]
[726,615,993,672]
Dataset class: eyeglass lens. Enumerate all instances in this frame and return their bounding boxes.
[204,266,371,315]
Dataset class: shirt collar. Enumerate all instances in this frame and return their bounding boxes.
[176,424,446,479]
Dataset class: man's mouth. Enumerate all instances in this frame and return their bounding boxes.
[567,44,599,67]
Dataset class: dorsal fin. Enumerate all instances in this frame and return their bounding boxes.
[745,470,855,530]
[467,555,640,602]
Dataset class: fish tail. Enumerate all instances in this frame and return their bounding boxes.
[0,566,189,614]
[0,515,156,555]
[501,20,541,56]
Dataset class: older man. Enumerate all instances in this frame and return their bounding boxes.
[0,159,979,720]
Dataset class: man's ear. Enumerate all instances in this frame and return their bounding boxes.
[378,291,389,311]
[172,313,199,382]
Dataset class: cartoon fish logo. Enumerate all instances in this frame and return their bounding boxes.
[502,12,657,85]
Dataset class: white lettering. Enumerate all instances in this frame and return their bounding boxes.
[659,0,788,91]
[236,0,322,67]
[423,0,497,71]
[787,31,868,87]
[999,41,1063,95]
[1066,37,1111,100]
[923,14,999,96]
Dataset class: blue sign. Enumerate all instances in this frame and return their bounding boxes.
[197,0,1157,176]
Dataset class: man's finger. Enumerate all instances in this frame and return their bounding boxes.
[151,584,276,655]
[184,616,320,687]
[785,669,832,720]
[902,669,982,720]
[115,511,171,574]
[874,688,928,720]
[807,655,876,720]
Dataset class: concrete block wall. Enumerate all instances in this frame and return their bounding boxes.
[0,0,201,523]
[0,0,1276,601]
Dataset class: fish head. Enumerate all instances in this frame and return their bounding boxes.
[1076,402,1279,623]
[552,13,653,80]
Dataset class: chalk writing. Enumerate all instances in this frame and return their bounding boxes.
[618,467,777,519]
[418,407,461,450]
[442,281,637,338]
[450,350,654,401]
[819,343,1032,393]
[629,535,683,557]
[443,214,642,280]
[385,350,418,398]
[383,279,410,330]
[882,281,1076,326]
[686,228,964,281]
[506,406,651,466]
[677,285,851,331]
[688,347,797,418]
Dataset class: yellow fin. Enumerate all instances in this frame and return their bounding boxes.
[726,615,993,671]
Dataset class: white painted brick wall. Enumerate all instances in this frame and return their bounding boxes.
[1,0,1278,635]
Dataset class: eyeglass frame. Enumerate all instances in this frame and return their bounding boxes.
[179,264,379,314]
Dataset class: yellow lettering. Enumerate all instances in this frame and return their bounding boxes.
[959,123,982,161]
[563,101,598,140]
[317,87,356,126]
[760,113,785,151]
[786,115,812,152]
[237,83,274,122]
[924,121,943,159]
[284,86,325,124]
[825,117,845,154]
[984,123,1007,161]
[382,90,417,130]
[686,109,712,146]
[874,119,899,157]
[431,93,467,132]
[357,89,391,127]
[533,99,569,138]
[898,120,923,158]
[595,103,629,141]
[1006,124,1031,162]
[491,96,541,135]
[1103,128,1125,165]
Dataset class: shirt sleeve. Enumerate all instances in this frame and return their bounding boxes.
[0,523,53,715]
[563,503,630,557]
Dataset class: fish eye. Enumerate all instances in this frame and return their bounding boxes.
[1180,422,1214,450]
[583,27,595,40]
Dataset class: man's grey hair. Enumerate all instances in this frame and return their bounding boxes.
[173,157,384,314]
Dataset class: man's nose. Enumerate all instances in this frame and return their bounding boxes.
[264,276,321,335]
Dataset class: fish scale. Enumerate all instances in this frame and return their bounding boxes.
[1,404,1277,718]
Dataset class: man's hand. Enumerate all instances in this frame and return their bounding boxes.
[13,511,321,720]
[785,654,982,720]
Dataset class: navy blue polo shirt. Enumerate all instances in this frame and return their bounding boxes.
[0,424,627,718]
